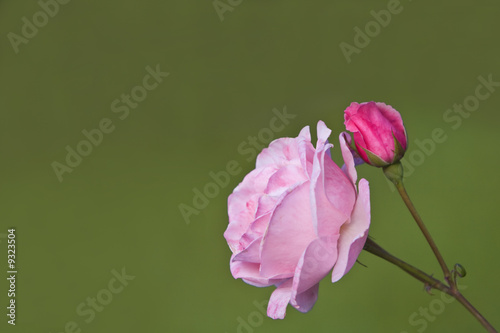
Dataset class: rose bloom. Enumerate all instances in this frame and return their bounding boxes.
[344,102,407,167]
[224,121,370,319]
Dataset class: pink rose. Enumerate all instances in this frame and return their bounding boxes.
[344,102,407,166]
[224,121,370,319]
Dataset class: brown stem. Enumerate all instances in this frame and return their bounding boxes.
[363,238,497,333]
[363,238,450,294]
[453,291,497,333]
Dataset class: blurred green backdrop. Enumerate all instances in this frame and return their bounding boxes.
[1,1,499,332]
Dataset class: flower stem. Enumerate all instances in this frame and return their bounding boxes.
[363,238,449,293]
[363,238,497,333]
[453,292,497,333]
[383,162,452,285]
[395,181,452,285]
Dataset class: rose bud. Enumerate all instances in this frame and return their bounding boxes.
[344,102,407,167]
[224,121,370,319]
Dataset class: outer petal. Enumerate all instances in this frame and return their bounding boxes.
[267,279,320,319]
[297,126,315,179]
[224,167,276,252]
[339,132,358,185]
[256,137,300,170]
[260,182,316,278]
[375,102,407,149]
[238,213,271,248]
[292,283,319,314]
[290,237,338,309]
[264,164,308,197]
[343,102,361,133]
[332,179,371,282]
[310,122,355,237]
[254,195,278,219]
[232,237,262,263]
[344,102,370,164]
[250,164,309,238]
[316,120,332,147]
[256,125,314,179]
[230,259,279,287]
[267,279,293,319]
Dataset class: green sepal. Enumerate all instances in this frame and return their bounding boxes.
[363,147,390,167]
[391,131,406,164]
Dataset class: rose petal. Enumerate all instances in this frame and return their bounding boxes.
[323,151,356,218]
[240,212,271,246]
[316,120,332,146]
[355,103,394,162]
[260,182,316,278]
[264,164,308,197]
[256,137,300,170]
[297,126,314,178]
[232,237,262,263]
[230,259,278,287]
[339,132,358,185]
[225,167,276,252]
[254,195,278,218]
[267,278,320,319]
[291,237,338,298]
[292,283,319,314]
[343,102,362,134]
[267,279,293,319]
[310,122,355,237]
[332,179,370,282]
[375,102,407,149]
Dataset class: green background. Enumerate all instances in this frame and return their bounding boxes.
[1,1,499,332]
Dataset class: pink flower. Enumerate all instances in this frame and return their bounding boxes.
[344,102,407,167]
[224,121,370,319]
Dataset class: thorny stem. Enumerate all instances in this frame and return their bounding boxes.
[364,238,497,333]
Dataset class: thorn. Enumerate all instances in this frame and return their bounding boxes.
[424,284,434,296]
[356,259,368,268]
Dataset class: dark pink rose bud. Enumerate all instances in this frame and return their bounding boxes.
[344,102,407,167]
